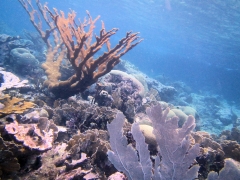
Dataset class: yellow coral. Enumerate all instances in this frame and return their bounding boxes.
[0,94,35,116]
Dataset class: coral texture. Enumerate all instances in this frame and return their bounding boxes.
[5,118,58,151]
[0,137,21,177]
[66,129,111,178]
[10,48,39,68]
[51,98,118,133]
[0,94,35,117]
[96,70,146,121]
[108,70,145,97]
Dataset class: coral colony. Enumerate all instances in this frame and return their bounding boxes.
[0,0,240,179]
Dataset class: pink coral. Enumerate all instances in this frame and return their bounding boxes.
[5,118,58,151]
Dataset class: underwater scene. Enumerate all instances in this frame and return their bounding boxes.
[0,0,240,179]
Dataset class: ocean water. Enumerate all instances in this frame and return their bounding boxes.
[1,0,240,179]
[1,0,240,101]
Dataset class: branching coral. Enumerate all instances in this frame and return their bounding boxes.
[18,0,142,98]
[0,94,35,117]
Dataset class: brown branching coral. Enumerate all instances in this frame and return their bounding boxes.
[18,0,142,98]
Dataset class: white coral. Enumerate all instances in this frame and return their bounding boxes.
[0,70,29,92]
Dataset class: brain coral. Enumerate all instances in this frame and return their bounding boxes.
[10,48,39,67]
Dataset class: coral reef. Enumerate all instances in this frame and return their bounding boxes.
[0,34,20,64]
[180,93,238,134]
[114,60,176,101]
[66,129,111,178]
[93,70,146,121]
[218,127,240,143]
[17,142,97,179]
[19,143,67,179]
[108,112,153,180]
[51,97,118,133]
[0,1,239,180]
[108,172,127,180]
[0,33,44,76]
[192,131,225,179]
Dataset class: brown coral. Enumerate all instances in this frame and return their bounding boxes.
[0,94,35,117]
[19,0,142,98]
[221,140,240,161]
[66,129,112,178]
[0,135,31,179]
[191,131,225,179]
[0,137,20,176]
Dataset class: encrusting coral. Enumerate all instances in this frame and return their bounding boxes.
[51,97,118,133]
[5,117,58,151]
[18,0,142,98]
[0,69,29,92]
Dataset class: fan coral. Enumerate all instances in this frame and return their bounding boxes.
[107,104,200,180]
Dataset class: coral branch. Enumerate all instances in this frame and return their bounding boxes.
[19,0,142,98]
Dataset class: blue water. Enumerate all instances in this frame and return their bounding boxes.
[1,0,240,101]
